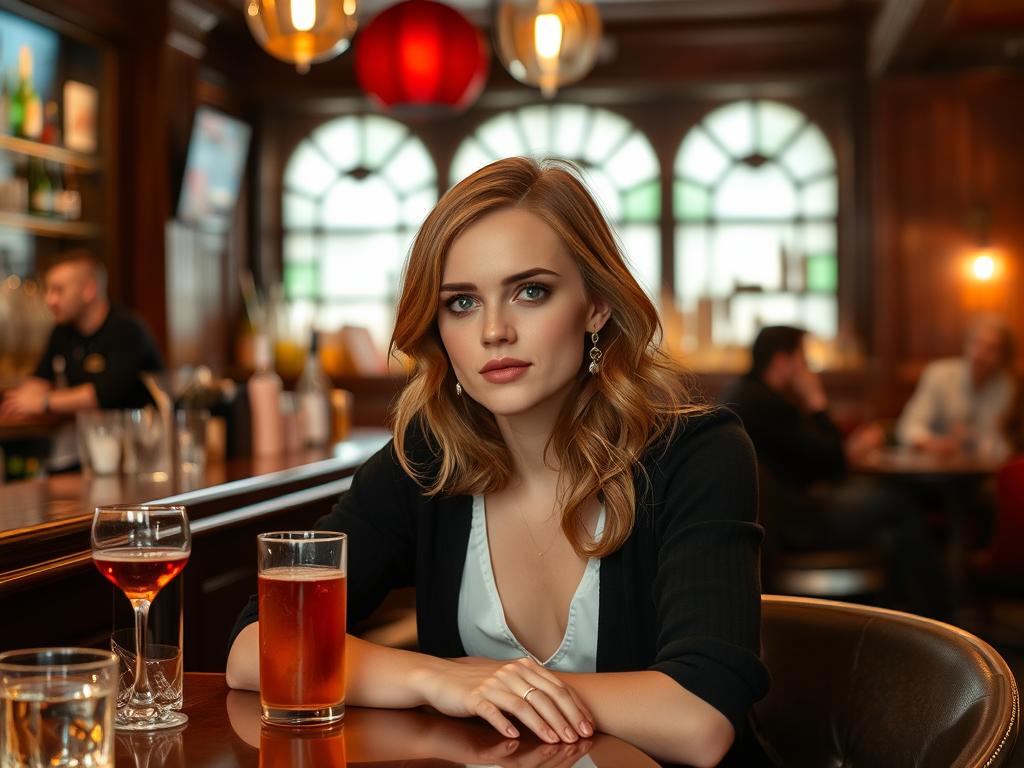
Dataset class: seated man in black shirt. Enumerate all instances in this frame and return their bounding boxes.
[722,325,949,618]
[1,250,164,418]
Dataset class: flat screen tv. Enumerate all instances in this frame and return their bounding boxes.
[176,106,251,231]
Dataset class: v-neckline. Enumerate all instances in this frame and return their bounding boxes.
[473,494,603,665]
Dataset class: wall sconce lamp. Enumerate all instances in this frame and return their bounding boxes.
[966,203,1001,282]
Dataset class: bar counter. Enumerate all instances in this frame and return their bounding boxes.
[0,431,389,669]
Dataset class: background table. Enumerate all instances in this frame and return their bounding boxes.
[113,673,661,767]
[851,447,1003,606]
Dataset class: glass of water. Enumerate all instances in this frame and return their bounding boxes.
[0,647,118,768]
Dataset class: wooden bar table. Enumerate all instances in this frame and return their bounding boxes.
[851,447,1003,607]
[113,673,660,767]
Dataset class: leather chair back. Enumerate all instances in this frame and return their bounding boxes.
[754,595,1019,767]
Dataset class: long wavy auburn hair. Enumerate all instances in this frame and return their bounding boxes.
[390,156,706,558]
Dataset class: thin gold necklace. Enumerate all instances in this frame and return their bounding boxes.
[517,505,559,558]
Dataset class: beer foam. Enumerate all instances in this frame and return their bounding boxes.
[260,566,346,581]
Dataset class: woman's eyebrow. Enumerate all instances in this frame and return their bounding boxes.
[439,268,561,293]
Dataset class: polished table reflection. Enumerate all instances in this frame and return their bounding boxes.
[114,673,661,767]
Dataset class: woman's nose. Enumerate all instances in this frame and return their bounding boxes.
[482,306,515,345]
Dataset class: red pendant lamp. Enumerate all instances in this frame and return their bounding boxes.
[355,0,489,112]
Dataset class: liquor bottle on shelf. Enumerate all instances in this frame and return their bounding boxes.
[10,46,42,140]
[297,331,331,447]
[27,157,53,215]
[40,100,60,144]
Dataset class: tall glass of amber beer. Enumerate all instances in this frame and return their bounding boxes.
[257,531,347,726]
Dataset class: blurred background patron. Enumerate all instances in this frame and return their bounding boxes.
[1,250,163,419]
[896,315,1018,461]
[723,326,949,618]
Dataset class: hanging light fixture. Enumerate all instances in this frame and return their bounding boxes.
[245,0,358,74]
[494,0,602,98]
[355,0,489,113]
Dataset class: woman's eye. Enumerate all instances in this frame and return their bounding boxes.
[446,295,477,313]
[518,284,548,302]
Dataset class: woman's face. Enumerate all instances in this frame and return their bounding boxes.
[437,207,608,420]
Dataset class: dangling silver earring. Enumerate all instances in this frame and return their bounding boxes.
[455,381,463,397]
[588,331,602,375]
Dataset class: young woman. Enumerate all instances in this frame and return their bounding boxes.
[227,157,768,767]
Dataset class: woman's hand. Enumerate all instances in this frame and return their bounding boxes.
[410,656,595,744]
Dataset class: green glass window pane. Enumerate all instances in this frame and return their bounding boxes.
[284,140,336,197]
[779,124,835,182]
[312,117,360,171]
[801,177,838,217]
[283,193,317,228]
[580,108,629,166]
[380,139,435,195]
[715,164,797,219]
[322,176,399,229]
[362,115,408,168]
[674,181,709,220]
[284,262,317,299]
[623,181,660,222]
[806,255,836,293]
[756,101,804,156]
[674,127,730,186]
[551,104,589,157]
[703,101,755,159]
[449,139,494,187]
[606,133,658,189]
[478,112,526,157]
[518,105,553,154]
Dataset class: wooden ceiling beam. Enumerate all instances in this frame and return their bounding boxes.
[868,0,956,75]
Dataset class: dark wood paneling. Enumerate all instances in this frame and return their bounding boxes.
[872,71,1024,414]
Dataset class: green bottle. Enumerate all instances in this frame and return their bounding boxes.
[10,46,41,139]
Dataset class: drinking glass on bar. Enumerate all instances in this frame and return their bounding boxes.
[91,505,191,730]
[257,531,347,726]
[0,647,118,768]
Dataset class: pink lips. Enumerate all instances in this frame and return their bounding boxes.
[479,357,531,383]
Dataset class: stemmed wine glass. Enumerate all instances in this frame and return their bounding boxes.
[91,504,191,730]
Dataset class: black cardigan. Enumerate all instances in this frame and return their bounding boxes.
[231,408,771,764]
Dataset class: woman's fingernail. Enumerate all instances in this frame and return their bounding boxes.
[579,720,592,736]
[563,726,578,741]
[506,725,519,738]
[546,728,559,743]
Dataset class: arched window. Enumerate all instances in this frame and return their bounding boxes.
[282,115,437,352]
[451,104,660,298]
[674,100,838,351]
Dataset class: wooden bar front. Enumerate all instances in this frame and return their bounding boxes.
[0,432,389,671]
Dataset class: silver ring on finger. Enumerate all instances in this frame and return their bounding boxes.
[522,686,539,704]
